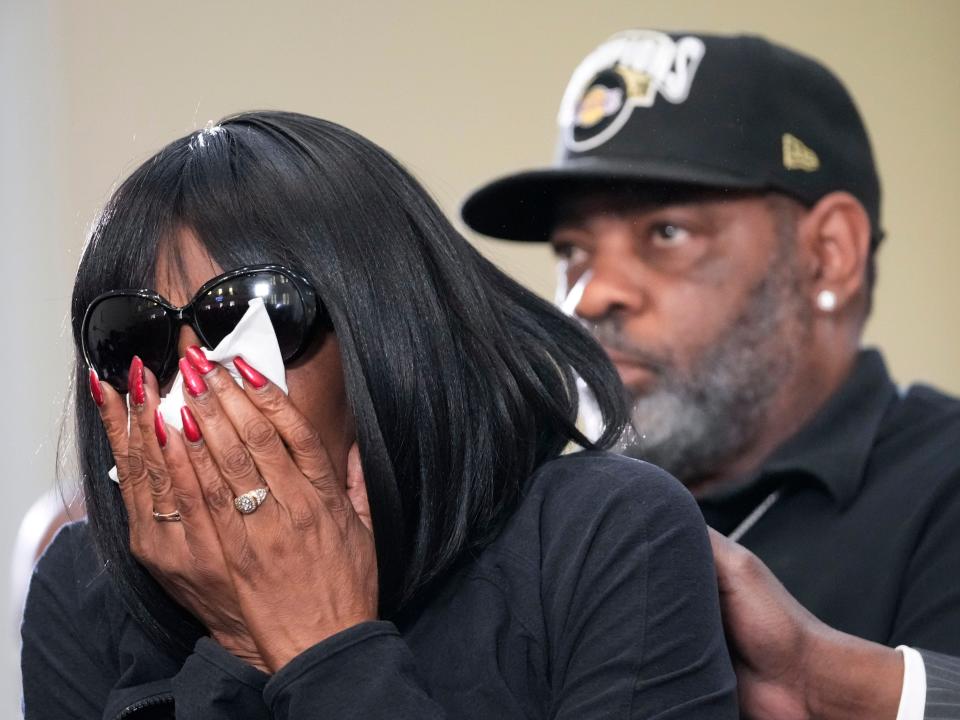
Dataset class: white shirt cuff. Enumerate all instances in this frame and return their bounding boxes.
[895,645,927,720]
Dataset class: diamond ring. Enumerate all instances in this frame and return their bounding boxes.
[234,487,270,515]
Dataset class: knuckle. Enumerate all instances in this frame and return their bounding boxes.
[146,461,170,493]
[288,421,322,456]
[135,406,154,431]
[243,419,281,453]
[204,480,235,512]
[222,444,255,476]
[289,505,318,531]
[206,367,234,392]
[148,474,172,501]
[99,406,126,432]
[313,481,348,514]
[126,450,147,480]
[258,386,288,415]
[164,453,190,479]
[102,417,126,443]
[187,445,217,473]
[171,487,200,516]
[188,391,216,417]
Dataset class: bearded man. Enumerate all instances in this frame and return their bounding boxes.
[463,30,960,720]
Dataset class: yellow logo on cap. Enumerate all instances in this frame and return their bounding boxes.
[576,85,624,129]
[615,66,655,106]
[782,133,820,172]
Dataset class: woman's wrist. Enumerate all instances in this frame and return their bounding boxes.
[210,630,272,674]
[256,613,379,673]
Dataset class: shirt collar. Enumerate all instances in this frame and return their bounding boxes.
[758,348,897,507]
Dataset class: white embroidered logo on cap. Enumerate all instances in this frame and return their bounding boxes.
[558,30,706,152]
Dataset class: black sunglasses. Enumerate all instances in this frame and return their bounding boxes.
[82,264,327,394]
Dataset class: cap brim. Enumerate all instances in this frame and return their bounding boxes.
[460,157,768,242]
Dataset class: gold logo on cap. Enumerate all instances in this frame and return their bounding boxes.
[576,85,624,129]
[782,133,820,172]
[615,66,655,106]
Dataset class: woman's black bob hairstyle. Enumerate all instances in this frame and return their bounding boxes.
[70,111,627,656]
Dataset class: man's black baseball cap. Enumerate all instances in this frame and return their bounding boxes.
[461,30,882,243]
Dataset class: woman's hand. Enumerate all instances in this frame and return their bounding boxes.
[94,358,265,670]
[170,350,378,672]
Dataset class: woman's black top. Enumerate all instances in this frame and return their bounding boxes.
[22,451,737,719]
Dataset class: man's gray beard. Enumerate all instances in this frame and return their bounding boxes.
[581,247,809,485]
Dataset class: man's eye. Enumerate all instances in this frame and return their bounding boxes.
[650,224,691,247]
[552,243,590,265]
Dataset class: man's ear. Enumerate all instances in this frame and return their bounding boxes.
[797,191,872,315]
[345,442,373,532]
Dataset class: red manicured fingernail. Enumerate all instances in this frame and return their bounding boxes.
[154,409,168,448]
[179,357,207,397]
[89,368,104,407]
[233,356,268,389]
[186,345,215,374]
[129,356,145,406]
[181,406,202,442]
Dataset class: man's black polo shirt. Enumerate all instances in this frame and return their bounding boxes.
[699,349,960,654]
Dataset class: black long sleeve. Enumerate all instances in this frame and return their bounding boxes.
[22,452,737,719]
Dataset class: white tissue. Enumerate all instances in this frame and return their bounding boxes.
[556,268,592,317]
[108,297,288,483]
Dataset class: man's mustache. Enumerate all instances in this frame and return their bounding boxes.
[578,317,672,374]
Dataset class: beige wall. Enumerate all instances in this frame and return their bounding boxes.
[50,0,960,392]
[2,0,958,711]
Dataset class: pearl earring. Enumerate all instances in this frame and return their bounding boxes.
[817,289,838,312]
